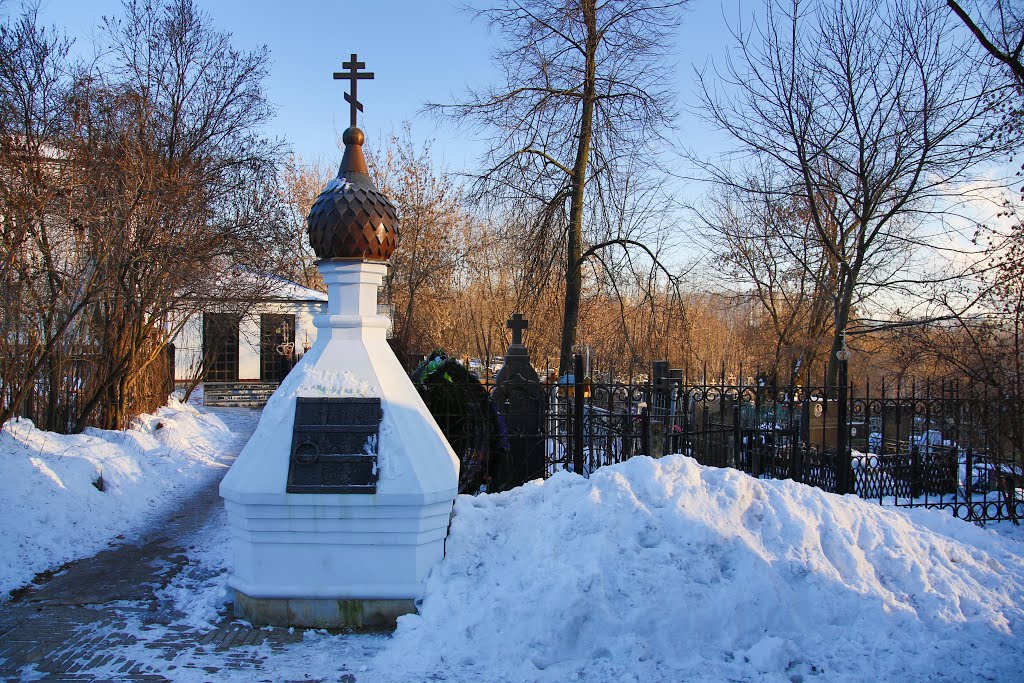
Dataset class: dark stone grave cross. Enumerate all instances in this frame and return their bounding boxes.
[334,53,374,128]
[493,312,543,491]
[507,313,529,346]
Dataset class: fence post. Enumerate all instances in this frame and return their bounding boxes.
[964,448,973,501]
[166,343,176,396]
[733,400,742,472]
[836,346,852,494]
[751,438,761,479]
[640,404,650,457]
[790,443,803,483]
[910,446,922,500]
[573,353,585,476]
[621,413,633,461]
[669,368,683,454]
[680,382,689,457]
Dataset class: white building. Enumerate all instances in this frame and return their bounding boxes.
[171,276,327,385]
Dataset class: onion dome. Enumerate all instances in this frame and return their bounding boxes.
[307,127,399,260]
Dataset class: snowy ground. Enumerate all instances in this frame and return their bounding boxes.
[379,458,1024,682]
[3,398,1024,682]
[53,500,394,682]
[144,456,1024,682]
[0,393,258,600]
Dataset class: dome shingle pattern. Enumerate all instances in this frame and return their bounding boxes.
[307,127,399,261]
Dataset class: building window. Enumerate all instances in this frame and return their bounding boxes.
[203,313,239,382]
[260,313,295,383]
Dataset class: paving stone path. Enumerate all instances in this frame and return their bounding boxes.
[0,407,386,682]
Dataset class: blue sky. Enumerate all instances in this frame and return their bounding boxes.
[29,0,1014,315]
[37,0,738,173]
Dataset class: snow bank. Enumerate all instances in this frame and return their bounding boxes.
[0,398,248,599]
[375,455,1024,682]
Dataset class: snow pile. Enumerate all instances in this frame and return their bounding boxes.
[376,455,1024,682]
[291,367,373,399]
[0,398,246,599]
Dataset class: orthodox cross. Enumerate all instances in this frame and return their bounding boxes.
[333,53,374,128]
[507,313,529,346]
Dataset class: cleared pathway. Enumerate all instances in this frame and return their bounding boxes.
[0,406,386,682]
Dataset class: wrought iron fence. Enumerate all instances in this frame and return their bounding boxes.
[414,354,1023,525]
[2,344,176,433]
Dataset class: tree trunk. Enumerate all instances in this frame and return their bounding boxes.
[826,268,856,386]
[558,0,597,378]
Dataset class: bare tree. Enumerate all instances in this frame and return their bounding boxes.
[695,167,836,383]
[891,241,1024,457]
[0,0,281,432]
[699,0,1004,384]
[368,126,468,367]
[453,211,564,367]
[0,5,112,431]
[69,0,281,429]
[948,0,1024,271]
[435,0,685,376]
[271,154,332,292]
[948,0,1024,85]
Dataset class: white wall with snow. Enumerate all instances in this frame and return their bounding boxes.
[172,300,323,382]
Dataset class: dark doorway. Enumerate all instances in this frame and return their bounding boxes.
[260,313,296,382]
[203,313,240,382]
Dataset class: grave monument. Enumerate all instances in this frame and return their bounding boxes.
[219,55,459,629]
[492,313,546,489]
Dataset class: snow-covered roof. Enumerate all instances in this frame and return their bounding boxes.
[194,268,327,304]
[262,274,327,303]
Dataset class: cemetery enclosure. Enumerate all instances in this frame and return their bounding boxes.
[429,358,1024,524]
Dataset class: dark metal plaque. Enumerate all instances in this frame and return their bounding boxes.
[286,397,381,494]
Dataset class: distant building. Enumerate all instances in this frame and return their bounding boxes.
[171,275,326,385]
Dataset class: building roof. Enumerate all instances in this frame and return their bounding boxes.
[190,268,328,305]
[263,274,327,303]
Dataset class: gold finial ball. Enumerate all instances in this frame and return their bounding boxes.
[342,127,365,146]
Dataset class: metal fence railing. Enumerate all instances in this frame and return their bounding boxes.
[3,344,176,434]
[415,354,1023,525]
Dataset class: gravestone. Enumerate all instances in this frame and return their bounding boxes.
[492,313,546,489]
[804,400,840,450]
[691,392,740,468]
[804,399,866,452]
[650,360,670,457]
[876,404,914,452]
